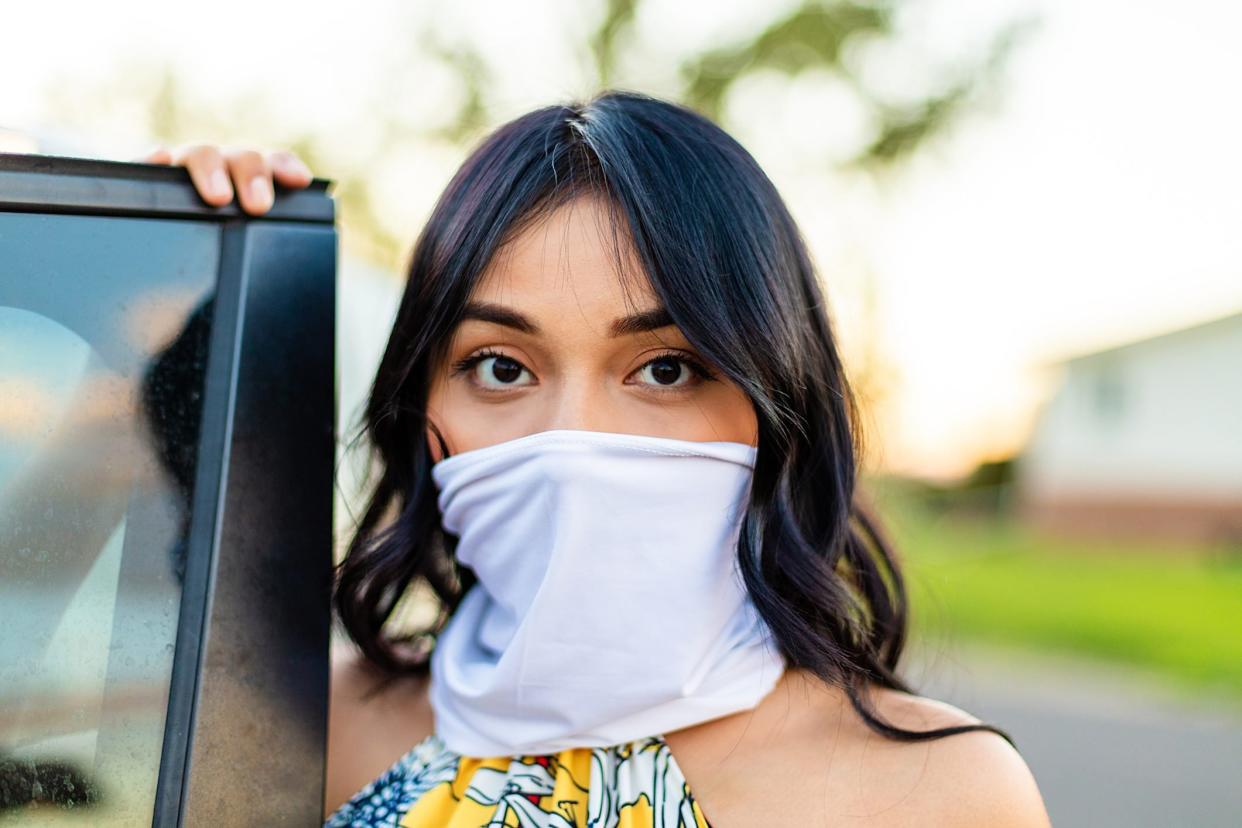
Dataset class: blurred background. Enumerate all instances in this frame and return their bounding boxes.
[2,0,1239,824]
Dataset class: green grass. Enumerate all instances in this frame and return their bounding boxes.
[866,480,1242,697]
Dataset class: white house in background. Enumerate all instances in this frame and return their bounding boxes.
[1015,308,1242,545]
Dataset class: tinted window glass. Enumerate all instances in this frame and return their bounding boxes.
[0,212,219,823]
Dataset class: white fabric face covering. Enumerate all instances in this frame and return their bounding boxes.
[427,427,787,758]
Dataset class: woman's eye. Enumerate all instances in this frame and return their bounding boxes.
[635,355,698,389]
[467,354,533,389]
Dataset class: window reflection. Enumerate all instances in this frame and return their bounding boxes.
[0,212,219,823]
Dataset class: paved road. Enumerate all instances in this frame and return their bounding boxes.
[906,642,1242,827]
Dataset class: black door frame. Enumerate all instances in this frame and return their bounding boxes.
[1,153,338,826]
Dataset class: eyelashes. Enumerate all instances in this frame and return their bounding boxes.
[635,351,719,387]
[450,348,533,390]
[449,348,719,394]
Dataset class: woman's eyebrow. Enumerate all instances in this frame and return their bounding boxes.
[460,301,675,337]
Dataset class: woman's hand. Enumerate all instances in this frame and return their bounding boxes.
[136,143,314,215]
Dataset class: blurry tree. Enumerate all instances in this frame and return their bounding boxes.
[39,0,1033,263]
[600,0,1035,171]
[38,0,1034,417]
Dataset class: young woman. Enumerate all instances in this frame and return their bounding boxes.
[149,89,1050,827]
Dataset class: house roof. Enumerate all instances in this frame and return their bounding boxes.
[1036,306,1242,369]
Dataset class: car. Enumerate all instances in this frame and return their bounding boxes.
[0,152,338,825]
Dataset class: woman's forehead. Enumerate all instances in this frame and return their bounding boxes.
[473,196,657,314]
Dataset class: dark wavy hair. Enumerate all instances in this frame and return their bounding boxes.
[335,88,1012,746]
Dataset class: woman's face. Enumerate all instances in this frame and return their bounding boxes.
[424,194,759,461]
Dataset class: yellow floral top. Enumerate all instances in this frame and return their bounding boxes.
[324,731,713,827]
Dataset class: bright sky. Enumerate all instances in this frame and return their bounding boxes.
[4,0,1239,479]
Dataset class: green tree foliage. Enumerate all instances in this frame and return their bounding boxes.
[41,2,1034,268]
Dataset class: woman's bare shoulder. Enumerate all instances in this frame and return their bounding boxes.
[668,670,1050,827]
[323,645,435,817]
[843,686,1052,827]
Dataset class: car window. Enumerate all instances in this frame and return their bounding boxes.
[0,211,220,823]
[1,155,336,826]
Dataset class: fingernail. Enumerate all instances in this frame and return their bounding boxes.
[283,156,312,178]
[250,177,273,209]
[210,169,230,197]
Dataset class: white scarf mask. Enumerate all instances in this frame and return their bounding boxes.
[427,427,787,758]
